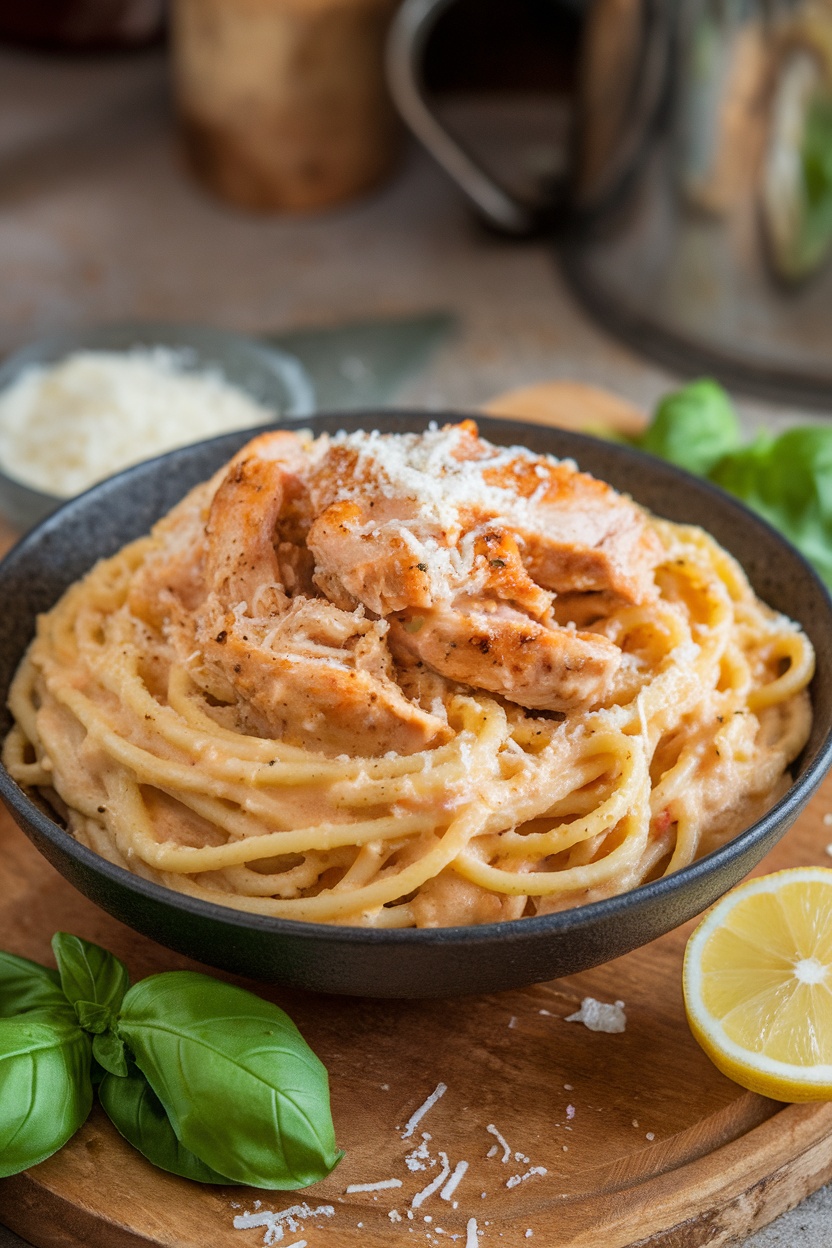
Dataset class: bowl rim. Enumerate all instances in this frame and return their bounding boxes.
[0,319,316,501]
[1,409,831,949]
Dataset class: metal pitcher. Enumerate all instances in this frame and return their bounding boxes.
[388,0,832,406]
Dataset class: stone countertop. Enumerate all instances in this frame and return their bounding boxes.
[0,42,829,1248]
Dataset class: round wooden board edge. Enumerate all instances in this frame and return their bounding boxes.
[3,1101,832,1248]
[544,1100,832,1248]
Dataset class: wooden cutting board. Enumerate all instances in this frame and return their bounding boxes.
[2,781,832,1248]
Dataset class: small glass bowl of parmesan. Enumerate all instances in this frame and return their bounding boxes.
[0,323,315,532]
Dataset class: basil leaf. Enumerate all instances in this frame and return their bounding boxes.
[0,951,70,1018]
[638,379,741,476]
[99,1066,241,1184]
[118,972,343,1189]
[51,933,130,1027]
[76,1002,112,1034]
[637,383,832,589]
[0,1011,93,1177]
[711,426,832,588]
[93,1029,129,1078]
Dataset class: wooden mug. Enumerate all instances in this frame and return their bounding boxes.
[172,0,401,213]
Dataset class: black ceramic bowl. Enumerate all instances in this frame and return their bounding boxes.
[1,412,831,998]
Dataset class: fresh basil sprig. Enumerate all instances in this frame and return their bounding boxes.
[633,380,832,589]
[0,935,342,1188]
[98,1063,242,1184]
[52,932,130,1017]
[117,972,343,1189]
[0,1011,93,1178]
[0,950,72,1018]
[52,933,131,1076]
[638,379,741,476]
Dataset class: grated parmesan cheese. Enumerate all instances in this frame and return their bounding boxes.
[406,1135,432,1170]
[564,997,627,1033]
[486,1123,512,1162]
[345,1179,402,1193]
[401,1082,447,1139]
[440,1160,469,1201]
[232,1202,334,1246]
[506,1166,548,1189]
[0,348,276,497]
[412,1152,451,1208]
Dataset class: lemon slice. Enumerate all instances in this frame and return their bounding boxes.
[683,868,832,1101]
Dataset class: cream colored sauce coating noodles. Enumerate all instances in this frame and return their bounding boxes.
[3,423,814,927]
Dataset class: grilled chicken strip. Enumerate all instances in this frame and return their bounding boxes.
[307,421,660,711]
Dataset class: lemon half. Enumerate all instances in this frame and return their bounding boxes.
[683,868,832,1102]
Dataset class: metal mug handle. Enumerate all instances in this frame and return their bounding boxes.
[386,0,548,235]
[386,0,671,236]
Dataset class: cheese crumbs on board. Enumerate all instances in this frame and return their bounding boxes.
[564,998,627,1033]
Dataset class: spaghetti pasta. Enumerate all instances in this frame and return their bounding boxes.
[3,423,813,927]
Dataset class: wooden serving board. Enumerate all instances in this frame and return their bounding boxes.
[2,782,832,1248]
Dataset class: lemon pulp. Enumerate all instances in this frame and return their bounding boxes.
[683,868,832,1101]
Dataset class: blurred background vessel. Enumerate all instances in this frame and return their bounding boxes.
[390,0,832,406]
[172,0,401,212]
